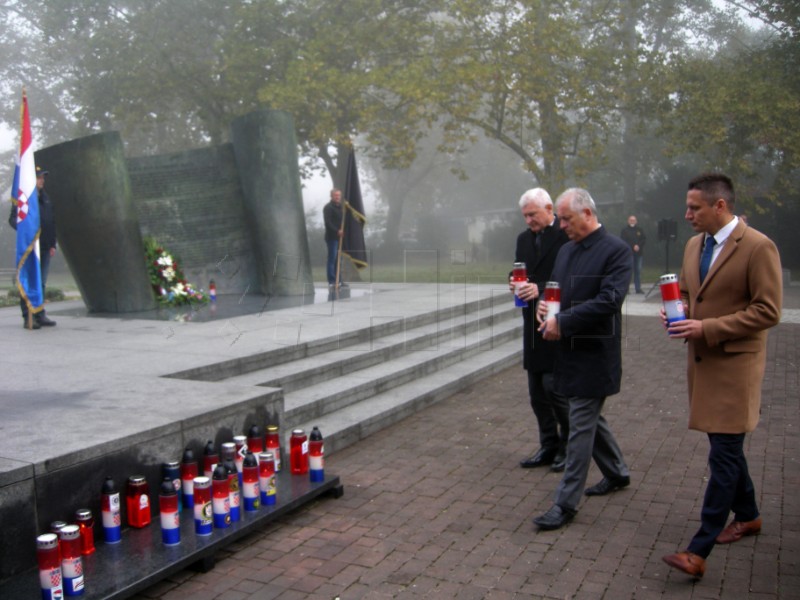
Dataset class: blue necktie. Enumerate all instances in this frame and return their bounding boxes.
[699,236,716,283]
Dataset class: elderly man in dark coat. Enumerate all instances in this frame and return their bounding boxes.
[533,187,632,531]
[512,188,569,472]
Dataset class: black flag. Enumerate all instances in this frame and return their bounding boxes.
[342,149,368,269]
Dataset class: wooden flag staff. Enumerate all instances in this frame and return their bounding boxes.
[333,200,348,300]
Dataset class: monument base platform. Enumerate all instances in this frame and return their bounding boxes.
[0,282,518,586]
[0,470,343,600]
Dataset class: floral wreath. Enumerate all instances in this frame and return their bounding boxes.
[144,237,208,307]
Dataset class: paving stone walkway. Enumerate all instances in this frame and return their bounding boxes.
[133,311,799,600]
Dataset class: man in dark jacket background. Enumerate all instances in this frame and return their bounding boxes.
[620,214,646,294]
[323,188,344,289]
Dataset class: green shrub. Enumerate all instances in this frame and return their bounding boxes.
[4,287,66,303]
[46,288,65,301]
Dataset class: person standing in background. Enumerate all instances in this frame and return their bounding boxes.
[621,215,646,294]
[323,188,344,289]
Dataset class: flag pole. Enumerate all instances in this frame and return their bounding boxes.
[334,200,347,300]
[17,88,35,329]
[13,87,45,327]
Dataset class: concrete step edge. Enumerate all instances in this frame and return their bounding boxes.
[233,310,520,391]
[283,326,520,422]
[292,339,520,455]
[166,296,517,382]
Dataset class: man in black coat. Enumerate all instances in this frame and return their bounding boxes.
[323,189,344,288]
[512,188,570,472]
[620,214,646,294]
[533,187,632,531]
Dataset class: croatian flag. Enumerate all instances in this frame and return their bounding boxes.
[11,91,43,314]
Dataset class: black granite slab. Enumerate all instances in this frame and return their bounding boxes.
[0,470,343,599]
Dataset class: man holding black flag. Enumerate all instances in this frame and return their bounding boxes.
[323,188,345,290]
[323,150,368,298]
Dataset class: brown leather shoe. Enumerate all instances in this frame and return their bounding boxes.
[662,551,706,578]
[716,517,762,544]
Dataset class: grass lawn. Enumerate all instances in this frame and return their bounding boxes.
[316,259,677,287]
[315,256,512,285]
[0,270,81,307]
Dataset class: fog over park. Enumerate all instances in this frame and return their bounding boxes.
[1,0,797,269]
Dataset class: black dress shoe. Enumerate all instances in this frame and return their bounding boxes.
[550,452,566,472]
[585,476,630,496]
[23,319,41,330]
[533,505,576,530]
[520,447,557,468]
[37,314,57,327]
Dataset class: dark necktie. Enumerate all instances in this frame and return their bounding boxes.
[699,235,716,283]
[533,227,548,261]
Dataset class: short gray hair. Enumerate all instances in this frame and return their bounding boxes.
[519,188,552,209]
[556,187,597,217]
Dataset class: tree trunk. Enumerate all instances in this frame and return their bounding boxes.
[621,0,641,218]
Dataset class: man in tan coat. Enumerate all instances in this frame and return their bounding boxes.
[661,173,782,578]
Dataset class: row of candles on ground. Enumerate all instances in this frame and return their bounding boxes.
[36,425,324,598]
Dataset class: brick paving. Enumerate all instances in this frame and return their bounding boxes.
[134,314,799,600]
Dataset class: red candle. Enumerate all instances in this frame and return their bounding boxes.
[290,429,309,475]
[126,475,151,528]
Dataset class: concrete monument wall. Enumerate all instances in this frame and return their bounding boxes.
[232,110,314,297]
[128,145,259,295]
[36,132,157,313]
[38,109,313,311]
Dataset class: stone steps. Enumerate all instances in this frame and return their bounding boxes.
[223,300,518,392]
[167,291,523,457]
[167,295,513,382]
[263,302,523,455]
[294,337,520,454]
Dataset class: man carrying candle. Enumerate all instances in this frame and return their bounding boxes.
[533,187,632,531]
[511,188,569,473]
[661,173,782,579]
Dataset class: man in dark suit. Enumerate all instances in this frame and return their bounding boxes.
[661,173,782,578]
[323,188,344,289]
[512,188,570,472]
[533,187,632,531]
